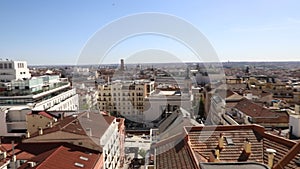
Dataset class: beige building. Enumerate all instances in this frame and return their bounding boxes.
[26,111,57,134]
[97,80,155,120]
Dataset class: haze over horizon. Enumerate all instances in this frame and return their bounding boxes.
[1,1,300,65]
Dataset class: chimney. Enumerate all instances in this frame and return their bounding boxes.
[209,149,220,162]
[3,151,7,159]
[244,138,252,154]
[266,149,276,168]
[12,155,16,162]
[218,133,224,149]
[26,131,30,138]
[49,121,53,128]
[278,128,282,136]
[295,104,300,114]
[38,127,43,135]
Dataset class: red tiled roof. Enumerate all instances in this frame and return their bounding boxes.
[2,142,65,160]
[29,115,86,138]
[38,111,54,119]
[188,128,263,163]
[35,145,100,169]
[233,98,289,124]
[234,98,275,118]
[184,125,300,168]
[17,143,101,169]
[103,115,115,124]
[155,134,198,169]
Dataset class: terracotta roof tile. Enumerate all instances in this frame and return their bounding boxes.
[233,98,289,124]
[17,143,101,169]
[156,138,198,169]
[38,111,55,119]
[184,125,300,168]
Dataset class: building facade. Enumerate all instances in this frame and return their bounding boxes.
[97,80,155,121]
[0,60,31,82]
[0,60,79,136]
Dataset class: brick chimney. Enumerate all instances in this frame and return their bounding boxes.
[209,149,220,162]
[244,138,252,154]
[218,133,224,149]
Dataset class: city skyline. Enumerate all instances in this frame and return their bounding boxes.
[1,1,300,65]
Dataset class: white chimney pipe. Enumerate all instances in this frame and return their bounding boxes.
[38,127,43,135]
[266,148,276,168]
[26,131,30,138]
[49,121,53,128]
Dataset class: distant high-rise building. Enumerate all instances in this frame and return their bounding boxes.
[120,59,125,71]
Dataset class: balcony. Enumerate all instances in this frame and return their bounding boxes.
[0,82,69,97]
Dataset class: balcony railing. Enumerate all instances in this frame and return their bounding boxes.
[0,82,69,96]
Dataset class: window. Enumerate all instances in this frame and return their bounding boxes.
[8,63,12,69]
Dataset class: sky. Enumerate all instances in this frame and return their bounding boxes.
[0,0,300,65]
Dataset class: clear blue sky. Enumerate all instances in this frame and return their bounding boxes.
[0,0,299,65]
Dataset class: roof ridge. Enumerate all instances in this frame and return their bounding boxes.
[59,113,85,130]
[273,141,300,169]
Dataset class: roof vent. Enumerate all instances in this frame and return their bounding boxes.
[74,162,84,168]
[225,137,234,146]
[80,156,88,161]
[28,161,36,167]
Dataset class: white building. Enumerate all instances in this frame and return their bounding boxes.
[0,60,79,136]
[207,93,226,125]
[0,60,31,82]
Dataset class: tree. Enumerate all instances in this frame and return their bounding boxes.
[138,149,147,158]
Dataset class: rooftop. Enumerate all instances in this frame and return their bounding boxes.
[1,142,101,169]
[154,124,300,169]
[185,125,300,169]
[24,111,118,151]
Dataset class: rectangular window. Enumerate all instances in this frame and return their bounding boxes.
[4,63,7,69]
[0,64,2,69]
[8,63,12,69]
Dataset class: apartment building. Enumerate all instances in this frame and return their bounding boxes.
[23,111,125,169]
[97,80,154,121]
[0,60,79,136]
